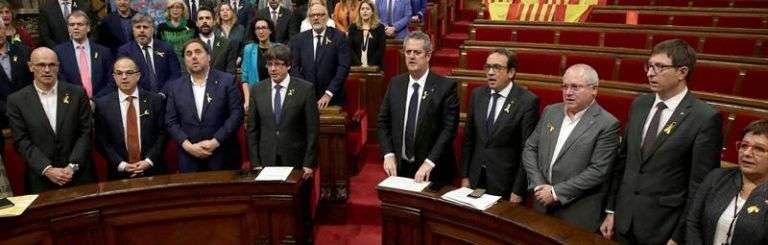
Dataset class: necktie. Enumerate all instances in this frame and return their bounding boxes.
[485,92,501,136]
[274,84,283,125]
[142,45,157,91]
[231,0,238,12]
[404,83,420,160]
[271,10,278,24]
[62,1,71,18]
[77,45,92,97]
[387,0,393,25]
[190,0,197,19]
[642,102,668,158]
[126,96,141,163]
[314,35,322,61]
[206,39,212,51]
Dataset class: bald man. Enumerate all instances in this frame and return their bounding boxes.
[7,47,95,193]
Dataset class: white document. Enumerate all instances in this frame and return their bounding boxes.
[0,195,39,217]
[441,187,501,211]
[377,176,431,192]
[254,166,294,181]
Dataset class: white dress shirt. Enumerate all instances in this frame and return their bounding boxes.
[34,82,58,134]
[117,89,154,171]
[59,0,71,18]
[713,196,746,245]
[72,39,92,73]
[642,87,688,143]
[271,74,291,112]
[191,73,209,119]
[486,81,513,121]
[382,70,435,167]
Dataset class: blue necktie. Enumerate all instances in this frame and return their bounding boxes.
[274,84,283,126]
[404,83,420,159]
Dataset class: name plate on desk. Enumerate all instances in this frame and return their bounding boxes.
[377,176,430,192]
[255,167,294,181]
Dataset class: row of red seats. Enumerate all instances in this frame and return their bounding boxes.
[472,22,768,57]
[610,0,768,8]
[460,43,768,100]
[587,10,768,28]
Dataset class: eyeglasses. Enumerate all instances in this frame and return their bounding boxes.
[114,70,139,77]
[255,26,270,30]
[31,62,59,70]
[309,13,326,18]
[643,62,679,74]
[483,64,507,71]
[561,84,595,92]
[736,141,768,157]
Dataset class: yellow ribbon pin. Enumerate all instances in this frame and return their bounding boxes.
[663,122,677,134]
[748,205,760,214]
[63,93,71,104]
[547,122,555,133]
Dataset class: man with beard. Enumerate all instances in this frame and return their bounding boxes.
[196,7,237,74]
[55,10,115,99]
[288,3,349,109]
[117,13,181,96]
[165,39,244,172]
[98,0,137,54]
[255,0,298,44]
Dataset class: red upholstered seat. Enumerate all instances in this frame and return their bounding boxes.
[717,16,766,29]
[638,14,670,25]
[558,30,600,46]
[672,15,714,27]
[733,1,768,8]
[344,75,369,172]
[739,68,768,100]
[516,29,556,44]
[564,54,616,81]
[604,32,648,49]
[617,58,648,85]
[597,93,634,128]
[383,46,402,82]
[702,36,759,57]
[588,12,626,24]
[475,27,513,41]
[692,0,732,7]
[654,0,690,7]
[466,49,490,70]
[4,138,26,195]
[516,51,562,76]
[689,64,740,95]
[652,34,699,49]
[525,85,562,113]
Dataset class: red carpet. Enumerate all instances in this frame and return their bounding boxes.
[314,161,387,244]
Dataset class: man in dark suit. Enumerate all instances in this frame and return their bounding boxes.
[377,31,459,184]
[288,3,350,109]
[246,43,317,179]
[461,49,538,203]
[118,13,182,96]
[166,39,244,172]
[7,47,95,193]
[39,0,93,48]
[195,8,237,73]
[95,57,166,180]
[600,39,723,245]
[523,64,620,231]
[97,0,137,54]
[184,0,214,22]
[256,0,298,44]
[0,19,32,158]
[55,10,115,99]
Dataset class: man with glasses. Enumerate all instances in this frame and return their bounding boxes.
[377,31,458,185]
[288,3,349,109]
[600,39,723,245]
[460,48,539,203]
[522,64,620,231]
[55,10,115,100]
[6,47,95,193]
[94,57,166,180]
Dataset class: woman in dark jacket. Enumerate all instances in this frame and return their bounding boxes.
[347,0,385,67]
[687,119,768,245]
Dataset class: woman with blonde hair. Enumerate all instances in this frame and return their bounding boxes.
[214,2,245,52]
[332,0,359,33]
[0,1,34,48]
[157,0,197,61]
[347,0,384,67]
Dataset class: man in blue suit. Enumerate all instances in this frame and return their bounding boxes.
[95,57,166,180]
[117,13,182,96]
[97,0,137,54]
[376,0,412,39]
[165,39,244,172]
[55,10,115,99]
[288,3,350,108]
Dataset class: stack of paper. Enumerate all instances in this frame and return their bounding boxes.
[377,176,431,192]
[254,167,294,181]
[0,195,39,218]
[440,187,501,211]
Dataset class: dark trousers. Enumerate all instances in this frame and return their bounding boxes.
[397,158,418,179]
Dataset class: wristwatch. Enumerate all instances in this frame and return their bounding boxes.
[68,163,79,172]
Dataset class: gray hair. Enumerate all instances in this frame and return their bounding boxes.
[403,31,432,53]
[563,64,599,86]
[131,13,155,28]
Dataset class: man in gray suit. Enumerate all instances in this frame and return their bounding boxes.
[245,43,318,180]
[600,39,723,245]
[522,64,620,231]
[460,48,539,202]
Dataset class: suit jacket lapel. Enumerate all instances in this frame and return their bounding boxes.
[490,85,521,136]
[260,82,277,128]
[543,105,564,174]
[200,74,218,122]
[643,92,693,162]
[553,103,600,164]
[393,79,407,141]
[63,42,82,85]
[632,95,654,162]
[475,88,489,142]
[55,82,70,134]
[110,93,127,150]
[28,87,56,136]
[138,92,151,151]
[415,73,435,133]
[89,41,101,82]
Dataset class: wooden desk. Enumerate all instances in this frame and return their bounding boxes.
[0,170,308,245]
[378,186,615,245]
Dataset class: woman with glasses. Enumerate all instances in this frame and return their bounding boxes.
[240,17,275,111]
[348,0,384,67]
[687,119,768,245]
[158,0,198,63]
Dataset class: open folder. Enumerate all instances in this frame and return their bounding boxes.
[0,195,38,218]
[254,167,294,181]
[441,187,501,211]
[377,176,431,192]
